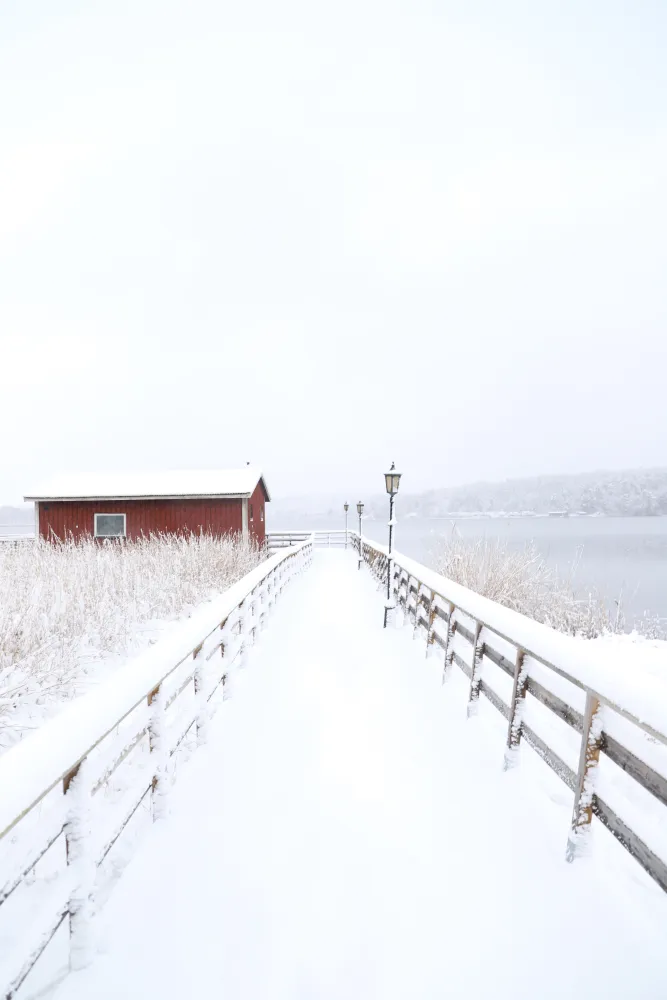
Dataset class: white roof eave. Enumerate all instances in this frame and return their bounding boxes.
[23,468,271,504]
[24,493,253,502]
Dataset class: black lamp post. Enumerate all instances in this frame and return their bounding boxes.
[356,500,364,570]
[383,462,402,627]
[344,502,349,549]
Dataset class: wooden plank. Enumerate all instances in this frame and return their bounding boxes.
[522,723,577,791]
[434,603,450,623]
[433,630,447,650]
[452,650,472,679]
[425,590,437,658]
[593,795,667,894]
[412,580,422,639]
[455,621,476,645]
[601,733,667,809]
[147,683,166,819]
[467,622,484,716]
[482,643,515,678]
[442,603,457,683]
[165,670,196,711]
[526,676,583,733]
[0,821,64,907]
[91,725,149,796]
[96,784,152,866]
[479,679,511,720]
[504,648,527,767]
[3,909,68,1000]
[566,693,602,861]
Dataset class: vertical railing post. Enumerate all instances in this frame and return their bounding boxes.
[401,571,409,620]
[250,588,258,644]
[503,648,527,769]
[466,622,484,717]
[425,590,437,658]
[238,598,249,668]
[258,581,267,630]
[402,573,413,627]
[442,603,456,684]
[566,692,603,861]
[220,615,234,702]
[63,759,95,971]
[412,581,422,639]
[193,640,209,745]
[148,683,168,821]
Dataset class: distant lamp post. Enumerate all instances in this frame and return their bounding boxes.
[344,502,349,549]
[383,462,402,627]
[356,501,364,570]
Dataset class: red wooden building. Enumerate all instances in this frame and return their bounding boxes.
[24,468,270,545]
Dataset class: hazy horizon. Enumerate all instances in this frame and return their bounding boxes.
[2,1,665,506]
[4,461,667,519]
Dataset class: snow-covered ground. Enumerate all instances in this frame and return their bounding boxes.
[47,551,667,1000]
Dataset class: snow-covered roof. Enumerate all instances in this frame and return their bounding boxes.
[24,467,270,502]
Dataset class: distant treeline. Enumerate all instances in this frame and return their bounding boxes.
[376,468,667,518]
[0,506,33,525]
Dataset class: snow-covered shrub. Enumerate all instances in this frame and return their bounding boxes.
[0,533,264,746]
[428,532,613,638]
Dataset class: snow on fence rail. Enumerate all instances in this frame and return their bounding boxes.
[268,530,349,550]
[0,537,313,999]
[352,531,667,894]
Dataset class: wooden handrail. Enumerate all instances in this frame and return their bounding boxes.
[350,530,667,894]
[0,537,313,998]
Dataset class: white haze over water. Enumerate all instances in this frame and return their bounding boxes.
[1,1,666,503]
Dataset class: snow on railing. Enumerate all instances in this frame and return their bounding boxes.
[351,531,667,894]
[268,530,350,550]
[0,527,34,544]
[0,536,314,999]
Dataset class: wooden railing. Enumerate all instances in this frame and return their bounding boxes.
[268,530,350,550]
[0,537,313,999]
[351,531,667,893]
[0,526,34,544]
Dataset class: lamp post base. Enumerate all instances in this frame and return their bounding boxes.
[383,601,396,628]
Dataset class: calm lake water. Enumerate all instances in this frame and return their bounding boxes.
[271,514,667,624]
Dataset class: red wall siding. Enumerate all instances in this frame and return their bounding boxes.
[247,481,266,545]
[39,498,244,541]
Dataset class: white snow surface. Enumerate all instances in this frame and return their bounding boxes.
[49,551,667,1000]
[24,466,268,501]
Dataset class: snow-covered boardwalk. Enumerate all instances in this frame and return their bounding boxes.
[51,551,667,1000]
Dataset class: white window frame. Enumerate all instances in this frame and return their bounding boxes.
[94,512,127,538]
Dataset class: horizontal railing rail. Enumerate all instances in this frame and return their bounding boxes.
[0,537,313,999]
[350,530,667,894]
[268,530,350,549]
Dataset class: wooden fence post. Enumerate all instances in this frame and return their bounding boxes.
[466,622,484,717]
[442,603,456,684]
[249,589,257,645]
[238,598,249,668]
[566,692,603,861]
[148,683,168,821]
[401,572,412,627]
[412,582,422,639]
[63,759,95,971]
[193,641,208,745]
[220,614,235,702]
[503,648,527,769]
[425,590,437,658]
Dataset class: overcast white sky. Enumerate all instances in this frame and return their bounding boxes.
[1,0,665,505]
